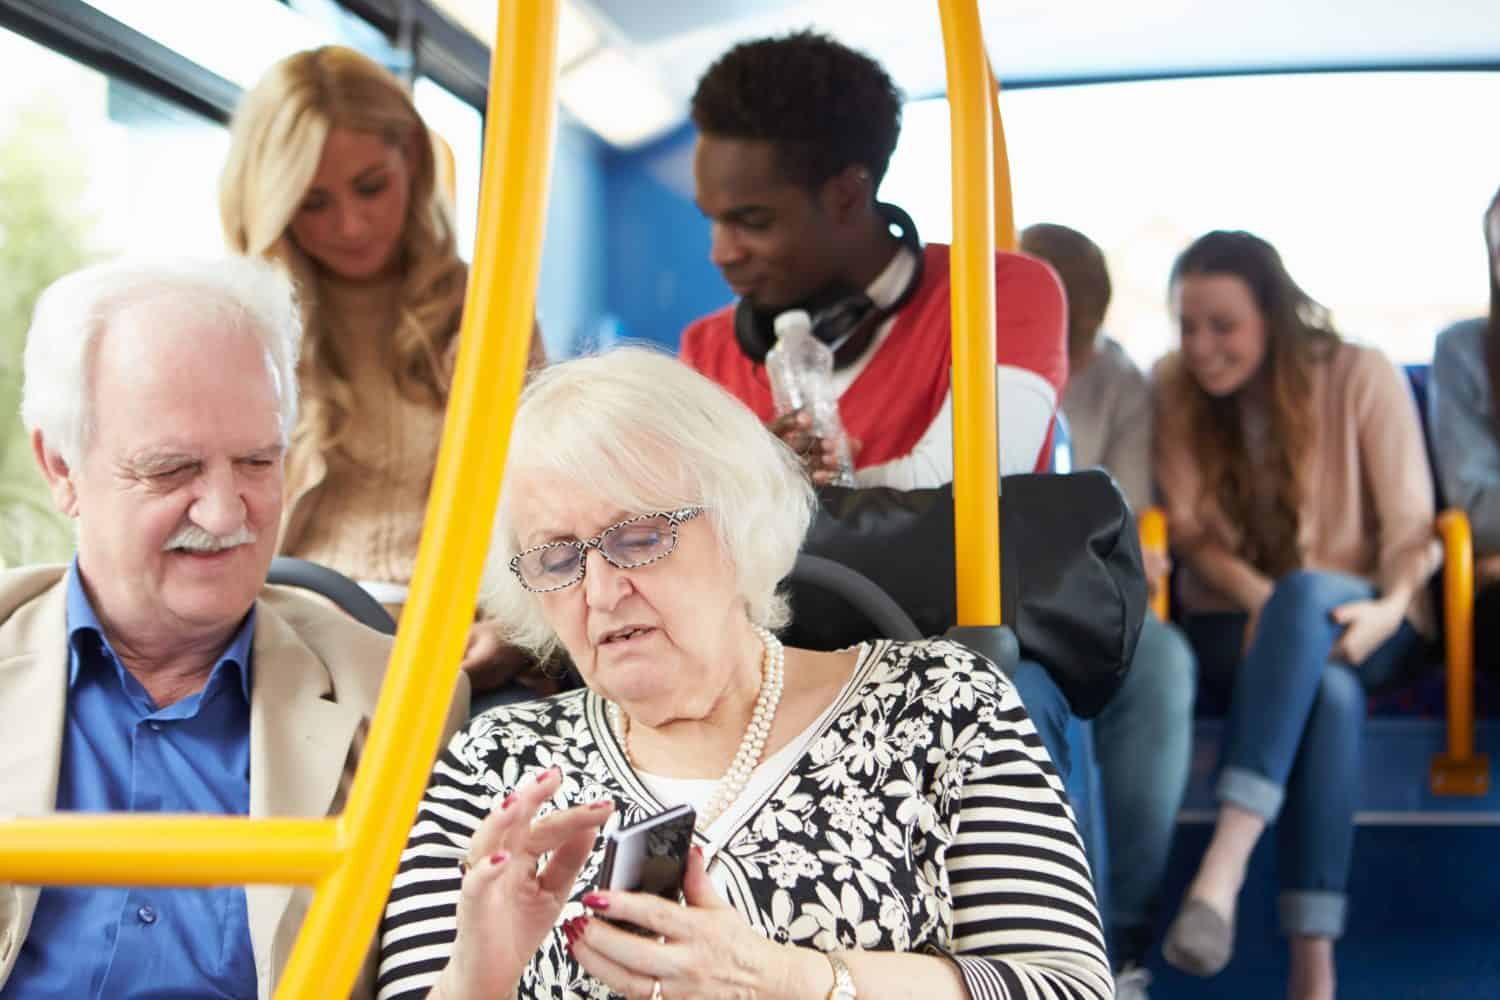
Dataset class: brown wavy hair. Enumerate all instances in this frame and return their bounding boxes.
[218,46,465,452]
[1483,187,1500,427]
[1165,230,1340,577]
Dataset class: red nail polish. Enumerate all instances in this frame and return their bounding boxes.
[581,892,609,910]
[501,792,516,810]
[691,845,704,860]
[490,852,508,866]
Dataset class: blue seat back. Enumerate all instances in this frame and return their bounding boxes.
[1051,410,1073,474]
[1404,363,1448,511]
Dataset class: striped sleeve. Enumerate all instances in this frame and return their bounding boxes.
[946,679,1113,999]
[375,735,494,1000]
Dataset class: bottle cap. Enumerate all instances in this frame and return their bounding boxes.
[772,309,813,340]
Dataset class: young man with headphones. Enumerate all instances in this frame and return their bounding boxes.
[679,32,1068,488]
[679,25,1096,859]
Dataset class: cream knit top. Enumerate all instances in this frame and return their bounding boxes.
[279,275,448,601]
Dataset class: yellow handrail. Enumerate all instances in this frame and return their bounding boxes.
[0,817,338,886]
[278,1,558,990]
[1138,506,1169,621]
[986,58,1017,253]
[0,2,560,996]
[1431,508,1489,795]
[939,0,1001,627]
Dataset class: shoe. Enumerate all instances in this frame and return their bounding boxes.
[1163,898,1234,977]
[1114,963,1153,1000]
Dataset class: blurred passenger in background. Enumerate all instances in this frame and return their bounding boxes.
[1429,184,1500,678]
[1022,222,1196,997]
[1154,230,1438,999]
[219,46,545,700]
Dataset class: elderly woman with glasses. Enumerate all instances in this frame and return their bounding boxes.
[376,348,1109,1000]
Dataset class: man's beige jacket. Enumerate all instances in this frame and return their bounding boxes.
[0,564,469,998]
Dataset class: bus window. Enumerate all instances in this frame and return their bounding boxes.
[0,26,233,567]
[81,0,336,89]
[415,77,484,261]
[884,72,1500,367]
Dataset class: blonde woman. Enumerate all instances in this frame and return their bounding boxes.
[220,46,544,694]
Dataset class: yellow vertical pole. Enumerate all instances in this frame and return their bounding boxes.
[987,58,1017,253]
[1138,506,1170,621]
[1432,511,1482,785]
[938,0,1000,626]
[272,1,561,994]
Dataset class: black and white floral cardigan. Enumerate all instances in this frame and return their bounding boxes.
[377,639,1111,999]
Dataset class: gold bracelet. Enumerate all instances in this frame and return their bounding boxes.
[824,952,857,1000]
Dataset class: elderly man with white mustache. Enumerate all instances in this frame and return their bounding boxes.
[0,257,467,1000]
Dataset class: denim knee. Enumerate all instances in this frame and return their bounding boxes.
[1315,663,1365,718]
[1264,570,1373,625]
[1128,617,1197,724]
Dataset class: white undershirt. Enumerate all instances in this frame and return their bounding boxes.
[828,247,1058,488]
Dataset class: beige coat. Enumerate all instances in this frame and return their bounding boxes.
[1153,342,1441,633]
[0,565,469,999]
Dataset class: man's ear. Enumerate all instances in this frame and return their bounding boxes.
[819,165,875,226]
[32,430,80,518]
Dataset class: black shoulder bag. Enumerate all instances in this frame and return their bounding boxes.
[780,468,1146,718]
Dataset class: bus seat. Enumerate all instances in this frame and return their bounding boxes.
[1403,364,1489,794]
[786,553,924,643]
[267,556,399,635]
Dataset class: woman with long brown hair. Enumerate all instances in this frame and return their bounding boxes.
[1430,185,1500,676]
[1153,231,1439,998]
[220,46,544,694]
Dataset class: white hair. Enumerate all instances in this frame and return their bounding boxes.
[20,255,302,467]
[483,345,816,659]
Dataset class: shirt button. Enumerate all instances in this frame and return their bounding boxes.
[137,905,157,924]
[147,722,163,732]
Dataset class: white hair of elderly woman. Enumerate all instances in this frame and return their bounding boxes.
[484,346,816,659]
[20,255,302,467]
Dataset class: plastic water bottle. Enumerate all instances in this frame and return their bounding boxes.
[765,309,857,487]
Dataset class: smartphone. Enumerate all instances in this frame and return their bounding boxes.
[594,804,696,934]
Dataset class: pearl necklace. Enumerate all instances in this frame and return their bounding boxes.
[608,625,785,828]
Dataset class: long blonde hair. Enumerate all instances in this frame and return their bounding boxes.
[219,45,466,452]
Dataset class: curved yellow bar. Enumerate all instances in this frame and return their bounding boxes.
[1431,508,1489,795]
[938,0,1001,626]
[986,59,1017,252]
[0,817,338,886]
[276,2,561,993]
[1138,506,1169,621]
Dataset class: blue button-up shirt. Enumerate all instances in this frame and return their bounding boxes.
[2,564,258,999]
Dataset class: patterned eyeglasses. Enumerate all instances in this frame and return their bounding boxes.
[509,507,705,593]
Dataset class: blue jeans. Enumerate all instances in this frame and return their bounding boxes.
[1009,658,1073,780]
[1091,613,1196,965]
[1181,570,1425,938]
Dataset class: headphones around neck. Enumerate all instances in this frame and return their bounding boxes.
[733,202,925,369]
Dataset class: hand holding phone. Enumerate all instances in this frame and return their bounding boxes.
[594,804,696,934]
